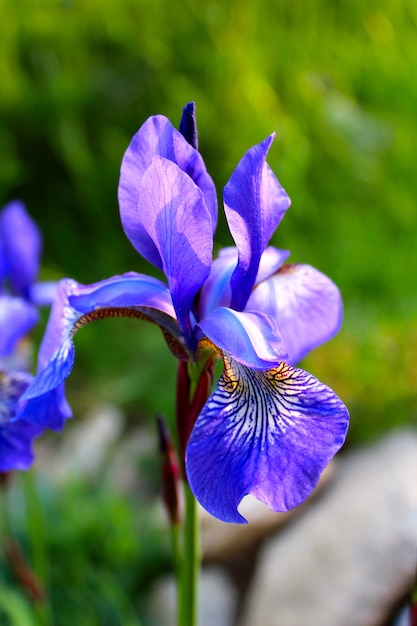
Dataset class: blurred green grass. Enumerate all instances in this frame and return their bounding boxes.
[1,0,416,441]
[1,472,171,626]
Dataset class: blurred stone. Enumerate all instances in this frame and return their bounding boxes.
[240,429,417,626]
[106,425,156,496]
[201,462,335,563]
[36,403,123,480]
[146,567,237,626]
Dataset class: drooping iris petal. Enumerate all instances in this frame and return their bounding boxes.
[68,272,176,317]
[118,114,217,267]
[186,356,349,523]
[0,200,41,299]
[69,272,187,359]
[17,273,185,428]
[17,279,78,429]
[137,157,213,348]
[197,307,287,368]
[247,264,343,364]
[224,135,291,311]
[0,296,39,356]
[0,369,43,470]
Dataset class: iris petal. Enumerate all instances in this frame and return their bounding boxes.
[0,417,42,470]
[118,114,217,266]
[137,157,213,348]
[247,264,343,364]
[68,273,175,317]
[197,307,287,368]
[17,278,78,429]
[0,201,41,299]
[0,369,43,470]
[18,273,185,428]
[29,281,58,307]
[186,356,349,523]
[198,248,236,318]
[255,247,290,284]
[224,136,291,311]
[198,246,290,319]
[0,296,39,356]
[1,369,34,422]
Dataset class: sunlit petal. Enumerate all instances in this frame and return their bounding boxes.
[138,157,212,347]
[118,114,217,266]
[224,136,291,311]
[186,356,349,523]
[197,307,287,368]
[68,273,175,317]
[255,247,290,284]
[247,264,343,363]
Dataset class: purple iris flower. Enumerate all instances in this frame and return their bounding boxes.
[0,200,56,470]
[17,104,349,522]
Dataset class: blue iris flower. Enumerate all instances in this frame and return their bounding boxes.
[17,104,349,522]
[0,200,57,470]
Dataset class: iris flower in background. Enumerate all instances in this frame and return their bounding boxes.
[0,201,56,470]
[17,104,349,522]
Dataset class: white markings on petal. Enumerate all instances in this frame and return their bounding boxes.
[186,354,349,523]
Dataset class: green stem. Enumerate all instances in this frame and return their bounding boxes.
[177,482,200,626]
[171,522,181,584]
[22,471,52,626]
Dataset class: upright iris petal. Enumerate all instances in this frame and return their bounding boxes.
[118,114,217,268]
[137,156,213,347]
[186,356,349,523]
[224,135,291,311]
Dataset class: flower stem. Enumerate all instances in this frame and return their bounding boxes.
[171,521,181,583]
[177,481,200,626]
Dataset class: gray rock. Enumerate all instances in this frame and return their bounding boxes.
[240,430,417,626]
[201,463,335,564]
[146,567,237,626]
[35,403,124,480]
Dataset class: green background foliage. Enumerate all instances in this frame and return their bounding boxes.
[2,0,415,442]
[0,1,416,620]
